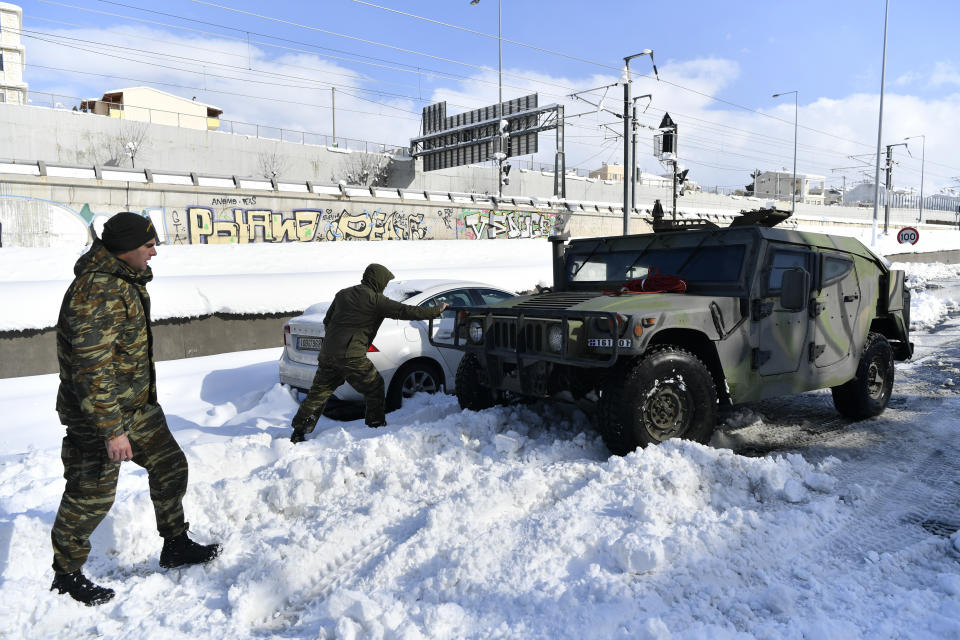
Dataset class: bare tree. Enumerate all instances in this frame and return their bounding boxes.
[77,121,150,168]
[257,146,291,180]
[119,122,150,168]
[333,153,394,187]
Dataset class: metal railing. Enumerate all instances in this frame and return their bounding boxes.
[24,90,409,156]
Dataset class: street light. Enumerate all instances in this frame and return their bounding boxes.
[871,0,891,245]
[904,134,926,222]
[772,90,798,214]
[622,49,657,234]
[470,0,505,197]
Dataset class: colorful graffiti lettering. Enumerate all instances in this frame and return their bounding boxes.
[323,209,427,241]
[187,207,430,244]
[458,209,558,240]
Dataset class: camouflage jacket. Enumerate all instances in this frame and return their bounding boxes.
[56,239,157,440]
[321,263,444,359]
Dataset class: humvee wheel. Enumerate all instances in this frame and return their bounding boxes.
[831,332,894,419]
[598,347,718,455]
[456,354,497,411]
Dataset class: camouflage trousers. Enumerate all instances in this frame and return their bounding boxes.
[292,355,385,433]
[51,403,189,574]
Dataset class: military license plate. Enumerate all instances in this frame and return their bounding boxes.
[297,337,324,351]
[587,338,632,348]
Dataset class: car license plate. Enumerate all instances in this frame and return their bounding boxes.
[297,337,324,351]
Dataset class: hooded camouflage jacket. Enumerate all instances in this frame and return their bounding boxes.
[321,263,444,359]
[55,239,157,441]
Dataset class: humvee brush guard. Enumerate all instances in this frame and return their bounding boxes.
[434,212,913,455]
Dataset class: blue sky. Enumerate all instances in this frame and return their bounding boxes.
[11,0,960,194]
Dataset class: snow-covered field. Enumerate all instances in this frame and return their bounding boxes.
[2,234,960,639]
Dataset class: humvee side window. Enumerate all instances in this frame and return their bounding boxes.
[767,249,810,293]
[567,245,746,284]
[822,255,853,286]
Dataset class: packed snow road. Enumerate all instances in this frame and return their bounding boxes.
[1,274,959,638]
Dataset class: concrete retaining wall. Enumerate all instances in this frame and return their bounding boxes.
[1,312,298,379]
[0,167,652,248]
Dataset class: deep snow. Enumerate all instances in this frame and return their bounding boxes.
[1,231,960,639]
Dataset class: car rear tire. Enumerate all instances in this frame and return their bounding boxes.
[386,360,444,411]
[597,347,718,455]
[455,354,497,411]
[831,332,894,419]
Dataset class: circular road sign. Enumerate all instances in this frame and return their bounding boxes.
[897,227,920,245]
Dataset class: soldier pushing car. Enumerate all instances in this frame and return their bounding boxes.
[290,263,448,442]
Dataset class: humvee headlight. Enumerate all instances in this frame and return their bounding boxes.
[469,320,484,344]
[547,324,564,353]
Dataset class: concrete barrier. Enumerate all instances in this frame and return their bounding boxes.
[0,312,297,379]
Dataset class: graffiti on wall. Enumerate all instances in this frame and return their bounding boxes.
[186,207,431,244]
[457,208,564,240]
[1,191,567,247]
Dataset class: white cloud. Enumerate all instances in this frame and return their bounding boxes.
[929,61,960,88]
[17,24,960,194]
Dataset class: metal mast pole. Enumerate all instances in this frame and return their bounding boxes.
[496,0,503,197]
[871,0,890,245]
[623,61,632,234]
[791,91,798,213]
[630,100,638,214]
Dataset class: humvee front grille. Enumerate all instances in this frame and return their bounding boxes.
[492,320,546,352]
[439,306,623,369]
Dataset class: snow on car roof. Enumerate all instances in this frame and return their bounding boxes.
[293,279,499,323]
[384,279,495,302]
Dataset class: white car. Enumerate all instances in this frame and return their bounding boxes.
[279,280,515,411]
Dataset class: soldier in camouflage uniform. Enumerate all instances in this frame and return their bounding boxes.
[290,263,447,442]
[50,212,221,607]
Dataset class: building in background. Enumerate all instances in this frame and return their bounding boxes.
[754,170,826,206]
[80,87,223,131]
[0,2,27,105]
[588,162,624,182]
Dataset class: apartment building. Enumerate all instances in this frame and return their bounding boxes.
[0,2,27,105]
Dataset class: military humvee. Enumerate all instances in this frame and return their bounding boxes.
[435,211,913,454]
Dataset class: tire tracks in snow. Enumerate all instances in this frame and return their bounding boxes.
[262,455,604,631]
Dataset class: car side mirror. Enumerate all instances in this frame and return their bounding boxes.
[779,267,809,311]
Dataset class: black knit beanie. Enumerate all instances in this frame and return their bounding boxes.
[101,212,159,253]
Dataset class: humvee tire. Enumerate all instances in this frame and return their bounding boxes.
[598,347,718,454]
[456,354,497,411]
[831,332,894,419]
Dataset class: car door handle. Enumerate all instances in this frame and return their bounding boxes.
[843,294,859,303]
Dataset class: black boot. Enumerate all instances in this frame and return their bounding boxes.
[159,531,222,569]
[290,412,319,443]
[50,570,115,606]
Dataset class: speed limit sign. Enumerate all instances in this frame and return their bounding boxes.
[897,227,919,245]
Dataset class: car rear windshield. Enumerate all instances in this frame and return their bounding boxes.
[566,244,746,285]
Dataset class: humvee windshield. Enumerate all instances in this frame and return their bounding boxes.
[565,243,746,285]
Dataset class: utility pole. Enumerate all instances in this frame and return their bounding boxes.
[621,50,657,235]
[883,142,908,234]
[904,134,925,222]
[331,87,337,147]
[630,94,652,216]
[672,156,678,220]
